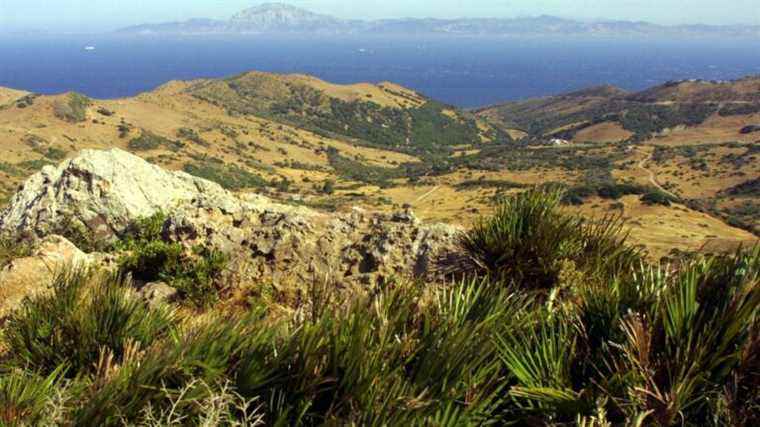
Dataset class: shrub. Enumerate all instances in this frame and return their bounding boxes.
[183,161,267,191]
[1,193,758,425]
[47,216,109,253]
[3,269,177,376]
[641,190,677,206]
[96,107,114,116]
[0,238,32,269]
[612,249,760,425]
[15,94,37,109]
[0,367,67,425]
[177,127,210,147]
[77,310,277,425]
[496,313,590,420]
[41,146,67,161]
[326,147,403,187]
[128,130,183,152]
[117,213,229,308]
[321,179,335,195]
[53,93,91,123]
[0,162,22,176]
[117,123,130,138]
[461,188,642,289]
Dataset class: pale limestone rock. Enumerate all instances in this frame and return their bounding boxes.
[0,148,242,239]
[0,149,462,291]
[0,235,91,318]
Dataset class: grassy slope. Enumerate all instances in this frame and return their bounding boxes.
[186,71,509,157]
[0,72,757,257]
[476,76,760,141]
[473,77,760,246]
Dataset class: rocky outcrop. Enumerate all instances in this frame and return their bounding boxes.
[0,149,243,240]
[0,149,461,287]
[0,235,92,318]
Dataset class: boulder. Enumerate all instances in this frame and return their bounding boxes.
[0,235,92,318]
[0,149,462,288]
[137,281,179,306]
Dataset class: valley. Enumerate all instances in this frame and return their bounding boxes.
[0,73,758,259]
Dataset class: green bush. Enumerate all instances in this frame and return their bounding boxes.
[117,213,229,308]
[0,367,66,425]
[176,127,210,147]
[96,107,114,116]
[0,162,22,176]
[40,146,67,161]
[14,94,37,109]
[4,247,757,425]
[47,216,109,253]
[53,93,91,123]
[183,160,267,190]
[461,188,642,288]
[117,123,130,138]
[641,190,677,206]
[326,147,403,187]
[128,130,183,152]
[321,179,335,195]
[3,269,176,376]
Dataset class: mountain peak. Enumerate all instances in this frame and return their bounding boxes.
[228,2,345,32]
[231,2,331,21]
[233,2,311,16]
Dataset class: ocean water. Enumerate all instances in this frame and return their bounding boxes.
[1,34,760,108]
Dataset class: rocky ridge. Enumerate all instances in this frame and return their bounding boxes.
[0,149,460,289]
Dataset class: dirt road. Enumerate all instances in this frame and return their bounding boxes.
[637,150,679,199]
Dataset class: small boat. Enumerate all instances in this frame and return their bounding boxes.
[84,46,96,51]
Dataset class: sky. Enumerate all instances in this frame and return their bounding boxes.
[1,0,759,33]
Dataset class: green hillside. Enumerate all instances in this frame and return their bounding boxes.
[187,72,511,157]
[477,77,760,141]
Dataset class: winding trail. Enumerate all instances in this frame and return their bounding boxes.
[636,149,679,199]
[416,186,441,203]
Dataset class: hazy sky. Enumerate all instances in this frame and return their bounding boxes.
[2,0,759,32]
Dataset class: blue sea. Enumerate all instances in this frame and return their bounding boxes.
[1,35,760,108]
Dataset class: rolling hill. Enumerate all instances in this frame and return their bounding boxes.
[0,72,757,258]
[476,77,760,237]
[184,71,509,157]
[476,76,760,142]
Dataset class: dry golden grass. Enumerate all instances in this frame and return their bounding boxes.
[573,122,633,143]
[570,196,757,259]
[0,76,757,258]
[0,87,29,105]
[645,144,759,199]
[649,112,760,146]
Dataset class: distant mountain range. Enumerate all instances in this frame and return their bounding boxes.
[118,2,760,37]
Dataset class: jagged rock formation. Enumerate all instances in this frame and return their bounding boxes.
[0,149,243,239]
[0,149,460,286]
